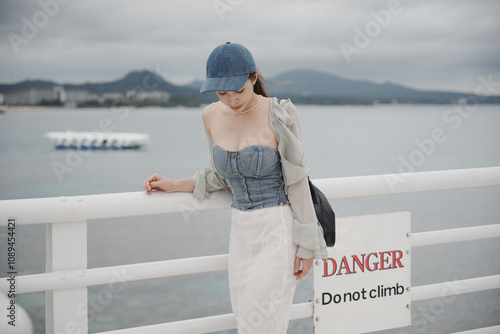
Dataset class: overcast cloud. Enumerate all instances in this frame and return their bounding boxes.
[1,0,499,93]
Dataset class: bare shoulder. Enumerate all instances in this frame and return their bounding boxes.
[202,102,223,134]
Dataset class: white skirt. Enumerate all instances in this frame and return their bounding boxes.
[228,204,298,334]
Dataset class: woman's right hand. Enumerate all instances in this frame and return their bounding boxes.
[143,173,176,194]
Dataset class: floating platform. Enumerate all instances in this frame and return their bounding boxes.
[45,131,149,150]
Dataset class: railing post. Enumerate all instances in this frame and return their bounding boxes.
[46,221,88,334]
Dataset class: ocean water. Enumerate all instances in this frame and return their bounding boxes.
[0,104,499,333]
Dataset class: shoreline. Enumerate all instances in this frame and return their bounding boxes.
[1,105,199,111]
[4,103,500,111]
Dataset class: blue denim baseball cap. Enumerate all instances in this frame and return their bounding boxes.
[200,42,257,93]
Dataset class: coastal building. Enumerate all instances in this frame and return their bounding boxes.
[99,92,124,103]
[64,89,98,103]
[2,86,65,105]
[126,90,170,101]
[1,86,171,105]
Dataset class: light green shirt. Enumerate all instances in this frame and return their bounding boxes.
[191,97,328,259]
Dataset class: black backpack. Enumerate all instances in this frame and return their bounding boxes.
[308,177,336,247]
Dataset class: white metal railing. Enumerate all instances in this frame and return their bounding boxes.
[2,166,499,225]
[8,224,500,295]
[5,226,500,334]
[0,166,499,334]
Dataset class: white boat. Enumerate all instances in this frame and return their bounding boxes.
[45,131,149,150]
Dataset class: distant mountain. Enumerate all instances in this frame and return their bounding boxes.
[0,70,200,96]
[267,69,500,104]
[181,69,500,104]
[0,79,56,93]
[181,80,204,90]
[1,69,499,105]
[64,70,199,96]
[181,80,217,104]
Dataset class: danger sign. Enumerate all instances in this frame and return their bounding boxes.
[313,212,411,333]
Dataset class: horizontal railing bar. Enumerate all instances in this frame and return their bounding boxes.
[94,302,313,334]
[0,190,227,226]
[410,224,500,247]
[1,166,499,226]
[3,225,499,294]
[451,325,500,334]
[289,300,314,321]
[314,166,500,200]
[93,275,500,334]
[97,313,236,334]
[411,274,500,302]
[0,255,228,295]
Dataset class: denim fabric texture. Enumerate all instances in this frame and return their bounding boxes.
[191,97,328,259]
[212,144,289,211]
[200,42,257,93]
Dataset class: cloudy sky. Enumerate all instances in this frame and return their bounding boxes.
[1,0,499,93]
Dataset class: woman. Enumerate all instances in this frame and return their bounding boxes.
[144,42,327,333]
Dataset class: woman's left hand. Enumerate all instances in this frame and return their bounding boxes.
[294,256,314,280]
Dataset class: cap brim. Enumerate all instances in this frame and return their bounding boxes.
[200,73,248,93]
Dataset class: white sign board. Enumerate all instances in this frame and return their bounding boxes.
[313,212,411,334]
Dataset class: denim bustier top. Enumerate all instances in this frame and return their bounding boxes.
[212,144,289,211]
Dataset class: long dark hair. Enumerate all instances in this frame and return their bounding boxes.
[249,72,270,98]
